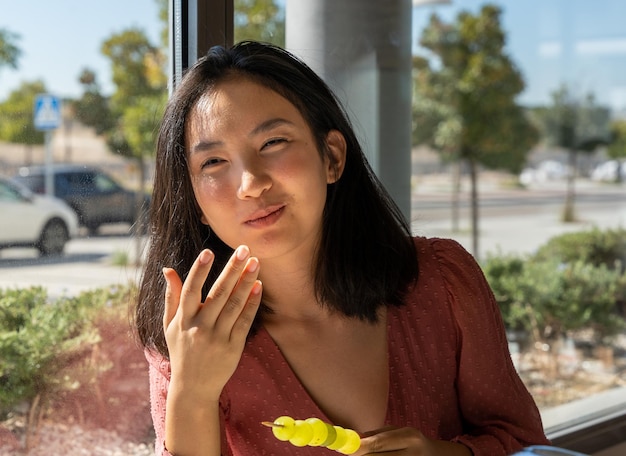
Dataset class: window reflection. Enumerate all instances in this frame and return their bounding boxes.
[0,0,624,453]
[409,1,626,447]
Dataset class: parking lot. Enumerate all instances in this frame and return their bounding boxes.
[0,176,624,298]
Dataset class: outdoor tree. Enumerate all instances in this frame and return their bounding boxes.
[100,28,167,240]
[607,119,626,182]
[72,69,116,136]
[0,80,47,163]
[234,0,285,45]
[0,28,21,74]
[529,85,611,221]
[412,4,538,257]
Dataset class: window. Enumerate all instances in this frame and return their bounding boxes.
[0,1,624,454]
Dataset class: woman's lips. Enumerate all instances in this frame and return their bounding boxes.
[245,205,285,227]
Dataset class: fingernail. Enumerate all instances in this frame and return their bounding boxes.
[236,245,249,261]
[199,249,213,264]
[162,268,170,284]
[252,280,262,295]
[246,257,259,273]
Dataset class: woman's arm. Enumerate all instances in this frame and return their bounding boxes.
[433,238,550,455]
[157,246,262,456]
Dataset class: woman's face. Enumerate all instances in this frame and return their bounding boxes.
[185,77,345,261]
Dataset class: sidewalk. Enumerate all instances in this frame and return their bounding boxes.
[411,174,626,260]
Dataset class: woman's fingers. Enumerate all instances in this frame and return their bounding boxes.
[228,277,263,340]
[178,248,215,320]
[165,246,261,330]
[201,246,261,329]
[163,245,261,343]
[162,267,182,332]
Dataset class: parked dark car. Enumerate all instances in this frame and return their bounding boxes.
[14,164,150,235]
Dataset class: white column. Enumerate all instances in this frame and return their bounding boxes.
[286,0,413,219]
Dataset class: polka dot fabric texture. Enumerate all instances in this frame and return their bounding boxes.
[146,237,550,455]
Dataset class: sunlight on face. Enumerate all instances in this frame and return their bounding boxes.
[185,77,339,261]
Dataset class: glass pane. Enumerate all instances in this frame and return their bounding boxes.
[0,1,163,454]
[410,0,626,438]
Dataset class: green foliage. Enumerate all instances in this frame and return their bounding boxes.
[483,229,626,344]
[413,4,537,174]
[534,227,626,271]
[235,0,285,46]
[0,28,21,72]
[89,27,167,162]
[72,69,116,135]
[529,85,611,151]
[122,93,167,159]
[101,28,163,107]
[0,80,47,145]
[0,285,134,415]
[0,288,95,412]
[608,119,626,161]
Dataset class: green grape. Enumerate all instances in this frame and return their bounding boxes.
[289,420,314,447]
[320,423,338,447]
[264,416,361,454]
[326,426,348,450]
[305,418,331,446]
[271,416,295,441]
[337,429,361,454]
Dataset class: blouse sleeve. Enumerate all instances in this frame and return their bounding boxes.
[144,348,232,456]
[430,238,550,455]
[145,348,174,456]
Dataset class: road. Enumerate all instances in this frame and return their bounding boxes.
[0,177,624,297]
[0,227,145,298]
[411,177,625,260]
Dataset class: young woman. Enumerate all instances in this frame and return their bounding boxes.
[135,41,550,456]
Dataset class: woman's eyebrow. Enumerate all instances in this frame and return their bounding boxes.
[190,119,295,154]
[191,139,222,154]
[249,118,295,137]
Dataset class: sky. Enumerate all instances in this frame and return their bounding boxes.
[413,0,626,112]
[0,0,162,100]
[2,0,626,113]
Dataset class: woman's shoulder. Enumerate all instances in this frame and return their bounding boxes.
[409,235,487,301]
[412,236,473,266]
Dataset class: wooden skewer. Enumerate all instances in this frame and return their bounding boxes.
[261,421,284,428]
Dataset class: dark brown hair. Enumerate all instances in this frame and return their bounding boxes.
[135,41,418,357]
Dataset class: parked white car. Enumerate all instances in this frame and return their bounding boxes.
[591,160,626,182]
[0,176,79,255]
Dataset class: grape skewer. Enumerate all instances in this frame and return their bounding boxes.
[262,416,361,454]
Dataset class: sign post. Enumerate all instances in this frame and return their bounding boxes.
[33,94,62,196]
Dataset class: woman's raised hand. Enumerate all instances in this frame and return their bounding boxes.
[162,245,262,401]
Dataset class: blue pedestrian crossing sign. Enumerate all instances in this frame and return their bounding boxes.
[34,94,62,130]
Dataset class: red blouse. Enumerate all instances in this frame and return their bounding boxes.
[146,237,550,455]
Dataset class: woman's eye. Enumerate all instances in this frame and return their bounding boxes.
[201,157,224,168]
[262,138,287,149]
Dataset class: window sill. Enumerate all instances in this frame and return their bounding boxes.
[543,386,626,454]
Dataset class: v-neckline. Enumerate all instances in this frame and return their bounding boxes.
[256,309,394,428]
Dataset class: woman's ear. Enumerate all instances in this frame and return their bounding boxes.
[325,129,347,184]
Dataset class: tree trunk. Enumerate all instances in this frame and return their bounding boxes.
[468,158,480,260]
[563,149,577,222]
[451,160,461,233]
[25,393,42,451]
[134,155,147,266]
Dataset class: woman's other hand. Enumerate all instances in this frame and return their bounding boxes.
[357,426,472,456]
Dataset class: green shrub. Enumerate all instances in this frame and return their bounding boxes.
[533,227,626,271]
[483,229,626,345]
[0,288,101,414]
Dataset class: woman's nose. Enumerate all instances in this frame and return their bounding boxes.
[236,167,271,199]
